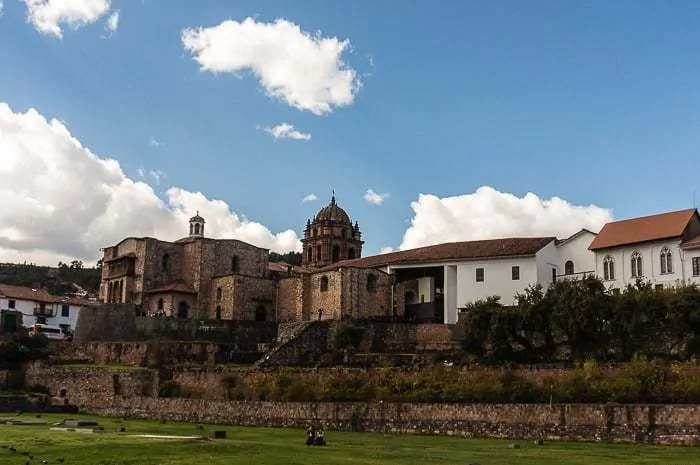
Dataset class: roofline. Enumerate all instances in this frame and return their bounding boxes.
[589,235,683,251]
[103,236,270,252]
[557,228,598,246]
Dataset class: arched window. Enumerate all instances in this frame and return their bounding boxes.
[631,251,642,278]
[177,301,189,319]
[348,248,355,259]
[366,274,377,292]
[603,256,615,280]
[194,223,200,235]
[216,288,222,302]
[215,306,222,320]
[565,260,574,275]
[313,228,318,237]
[157,298,164,311]
[320,276,329,292]
[231,256,240,273]
[341,229,347,238]
[162,254,170,271]
[307,248,313,262]
[332,245,340,262]
[316,246,322,261]
[660,247,673,274]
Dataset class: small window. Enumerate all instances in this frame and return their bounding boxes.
[655,284,664,291]
[565,260,574,275]
[215,306,222,320]
[332,245,340,262]
[216,288,222,302]
[475,268,484,282]
[231,256,240,273]
[36,316,47,324]
[552,268,557,283]
[631,251,643,278]
[157,298,164,311]
[313,228,318,237]
[316,246,322,261]
[366,274,378,292]
[320,276,329,292]
[660,247,673,274]
[61,304,69,317]
[8,299,15,309]
[692,257,700,277]
[307,248,313,262]
[161,254,171,271]
[348,248,355,259]
[511,266,520,281]
[603,256,615,280]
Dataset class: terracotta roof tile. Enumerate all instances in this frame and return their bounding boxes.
[0,284,59,303]
[589,209,698,251]
[144,282,197,294]
[316,237,556,271]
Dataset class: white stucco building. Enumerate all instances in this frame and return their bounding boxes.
[0,284,87,333]
[588,208,700,291]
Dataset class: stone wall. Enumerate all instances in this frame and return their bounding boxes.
[54,341,220,366]
[74,304,139,344]
[72,396,700,445]
[277,278,303,323]
[354,321,459,352]
[340,268,392,319]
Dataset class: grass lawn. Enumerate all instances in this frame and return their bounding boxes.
[0,414,697,465]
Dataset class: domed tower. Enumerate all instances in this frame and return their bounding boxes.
[189,211,206,237]
[302,194,363,269]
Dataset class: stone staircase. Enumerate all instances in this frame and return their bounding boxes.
[252,321,315,369]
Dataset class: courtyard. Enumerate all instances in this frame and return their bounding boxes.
[0,414,698,465]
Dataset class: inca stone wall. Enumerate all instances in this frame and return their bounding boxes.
[339,268,392,319]
[276,278,303,322]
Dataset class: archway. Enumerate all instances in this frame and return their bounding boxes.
[332,245,340,262]
[177,301,189,319]
[405,291,418,305]
[255,305,266,322]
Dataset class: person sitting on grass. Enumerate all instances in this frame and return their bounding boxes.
[306,426,315,446]
[314,428,326,446]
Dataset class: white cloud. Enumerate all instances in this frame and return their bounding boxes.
[302,194,318,203]
[0,1,4,18]
[264,123,311,141]
[364,189,388,206]
[181,17,361,115]
[0,102,302,266]
[137,167,166,185]
[22,0,112,38]
[399,186,613,250]
[104,9,118,33]
[379,246,394,254]
[149,136,163,148]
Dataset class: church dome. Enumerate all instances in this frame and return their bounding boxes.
[313,196,351,224]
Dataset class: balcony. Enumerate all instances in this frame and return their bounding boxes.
[34,305,53,317]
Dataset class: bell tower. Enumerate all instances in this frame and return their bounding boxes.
[302,194,363,269]
[189,212,206,237]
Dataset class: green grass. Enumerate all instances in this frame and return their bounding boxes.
[0,414,697,465]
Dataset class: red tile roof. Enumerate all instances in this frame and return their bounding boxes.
[316,237,556,271]
[0,284,59,304]
[589,209,698,251]
[144,282,197,294]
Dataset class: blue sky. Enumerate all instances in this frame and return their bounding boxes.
[1,0,700,264]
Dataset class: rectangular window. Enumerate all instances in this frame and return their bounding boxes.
[475,268,484,282]
[693,257,700,277]
[61,304,70,317]
[655,284,664,291]
[8,299,15,309]
[552,268,557,283]
[511,266,520,280]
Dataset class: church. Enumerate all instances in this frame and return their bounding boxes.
[99,196,700,324]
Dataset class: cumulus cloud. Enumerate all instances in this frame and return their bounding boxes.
[379,246,394,254]
[364,189,388,206]
[302,194,318,203]
[181,17,361,115]
[0,102,302,266]
[104,10,118,33]
[0,1,4,18]
[21,0,112,38]
[264,123,311,141]
[399,186,613,250]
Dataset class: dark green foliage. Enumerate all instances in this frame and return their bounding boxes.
[268,252,302,266]
[0,332,50,367]
[458,277,700,364]
[0,261,100,295]
[332,321,364,351]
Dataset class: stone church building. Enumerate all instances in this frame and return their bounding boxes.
[99,197,393,322]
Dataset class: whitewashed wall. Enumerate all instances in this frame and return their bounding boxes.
[557,231,597,275]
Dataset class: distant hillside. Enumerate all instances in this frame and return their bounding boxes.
[0,261,101,297]
[269,252,302,266]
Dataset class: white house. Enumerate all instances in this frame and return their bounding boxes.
[328,236,593,325]
[588,208,700,291]
[556,229,597,278]
[0,284,86,332]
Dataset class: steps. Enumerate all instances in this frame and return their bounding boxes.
[252,321,315,369]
